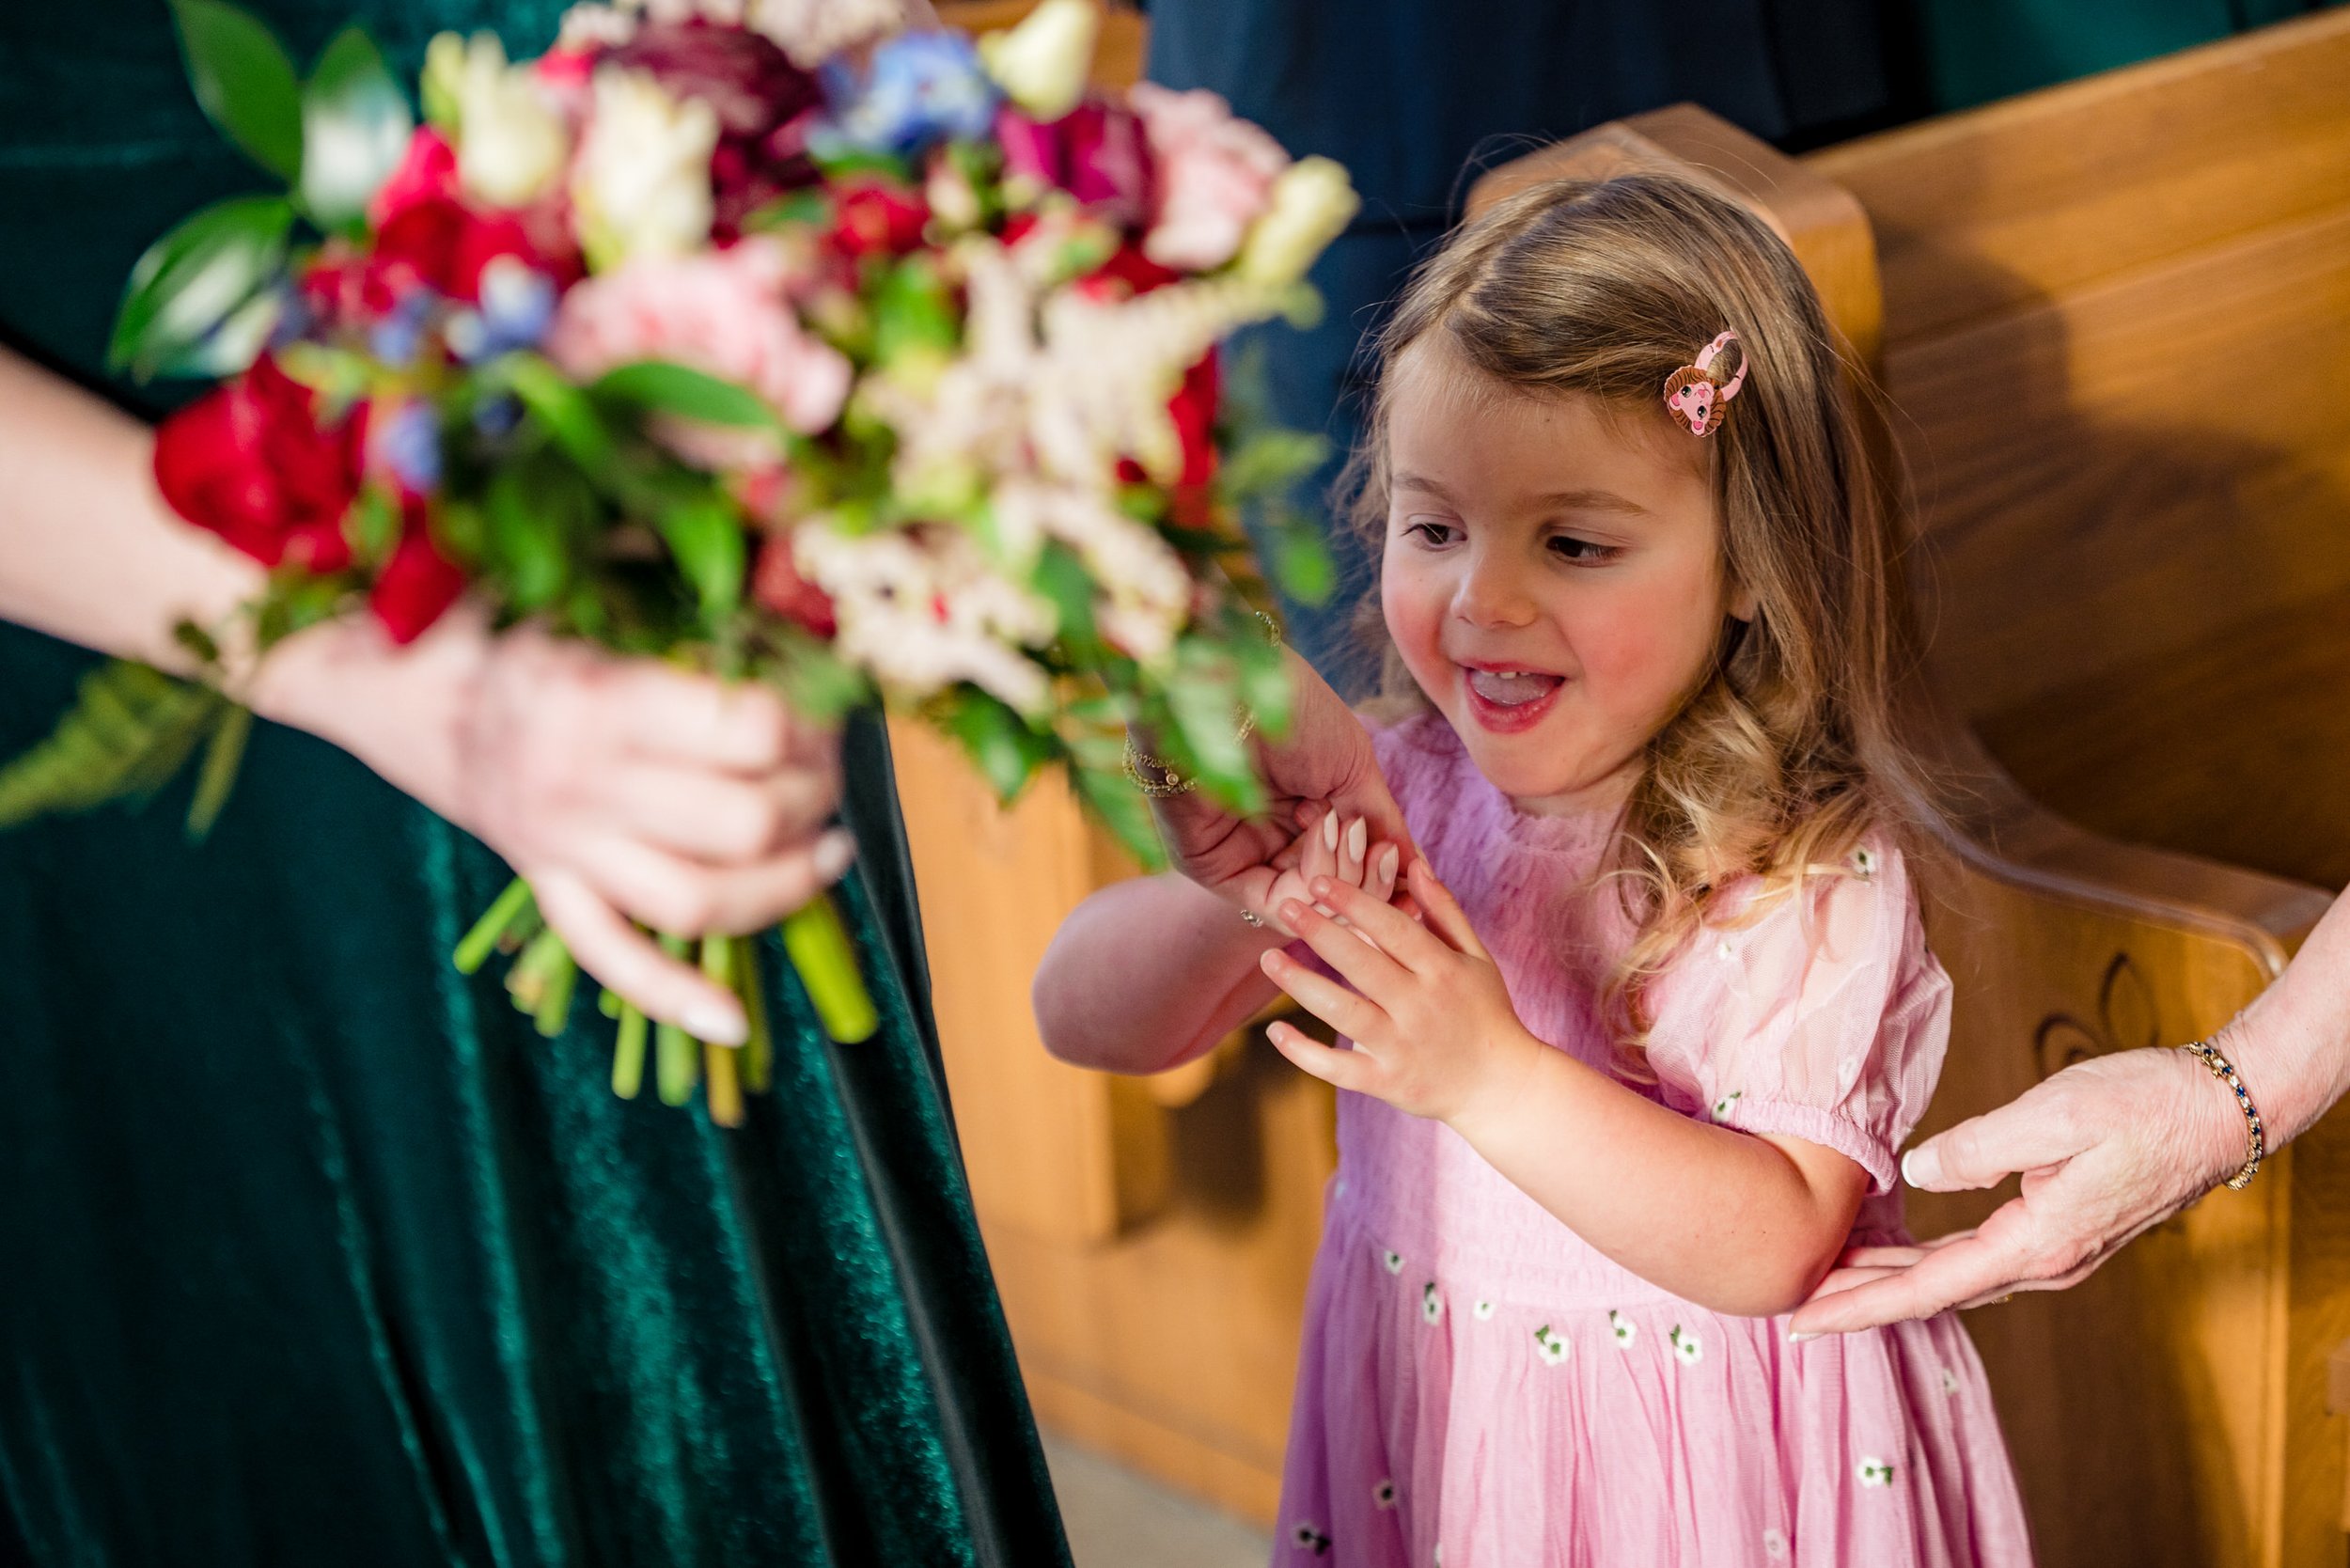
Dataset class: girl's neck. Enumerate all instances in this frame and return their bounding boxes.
[1501,756,1641,822]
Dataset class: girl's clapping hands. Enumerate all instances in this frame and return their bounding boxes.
[1260,859,1542,1127]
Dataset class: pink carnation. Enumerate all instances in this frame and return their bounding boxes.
[544,236,851,463]
[1129,83,1287,273]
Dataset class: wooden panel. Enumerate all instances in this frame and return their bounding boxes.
[887,718,1169,1242]
[1918,868,2294,1568]
[1810,9,2350,343]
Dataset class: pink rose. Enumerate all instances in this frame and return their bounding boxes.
[1129,83,1287,273]
[544,236,852,463]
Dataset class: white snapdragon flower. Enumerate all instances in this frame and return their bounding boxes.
[426,33,571,208]
[1236,156,1359,285]
[979,0,1098,122]
[572,68,719,272]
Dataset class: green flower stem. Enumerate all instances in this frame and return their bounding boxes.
[508,926,568,1013]
[611,996,650,1101]
[654,933,699,1106]
[700,935,744,1126]
[455,877,536,975]
[782,894,877,1043]
[737,937,775,1095]
[531,942,577,1038]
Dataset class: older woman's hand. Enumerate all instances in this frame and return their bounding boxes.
[258,606,850,1044]
[1788,1046,2248,1335]
[1147,647,1418,921]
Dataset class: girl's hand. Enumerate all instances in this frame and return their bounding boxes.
[1259,858,1543,1123]
[259,608,851,1043]
[1255,808,1402,937]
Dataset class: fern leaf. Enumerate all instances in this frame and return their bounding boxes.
[0,661,228,829]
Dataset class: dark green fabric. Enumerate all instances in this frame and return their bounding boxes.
[0,5,1071,1565]
[1910,0,2348,110]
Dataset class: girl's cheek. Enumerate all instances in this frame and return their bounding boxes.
[1381,555,1450,685]
[1576,583,1721,720]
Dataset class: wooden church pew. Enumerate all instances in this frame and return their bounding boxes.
[891,9,2350,1556]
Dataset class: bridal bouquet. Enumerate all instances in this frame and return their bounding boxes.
[0,0,1353,1121]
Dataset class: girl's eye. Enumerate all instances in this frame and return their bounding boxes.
[1548,535,1620,563]
[1402,518,1455,546]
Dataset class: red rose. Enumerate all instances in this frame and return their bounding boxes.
[996,102,1152,227]
[751,535,838,638]
[1078,240,1182,302]
[153,354,364,573]
[372,196,545,305]
[1168,348,1219,489]
[369,502,466,644]
[368,128,459,231]
[829,180,931,259]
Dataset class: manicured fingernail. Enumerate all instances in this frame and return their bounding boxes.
[1346,817,1367,863]
[686,1004,748,1047]
[1787,1329,1817,1345]
[1379,845,1400,885]
[1322,811,1340,851]
[814,828,857,884]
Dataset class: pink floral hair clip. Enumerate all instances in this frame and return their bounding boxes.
[1662,330,1749,436]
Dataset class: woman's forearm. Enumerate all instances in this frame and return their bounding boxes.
[1449,1043,1867,1318]
[2224,883,2350,1147]
[1033,872,1286,1074]
[0,348,259,667]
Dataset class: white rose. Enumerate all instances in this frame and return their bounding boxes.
[572,68,720,272]
[437,35,571,208]
[1235,155,1359,286]
[979,0,1098,122]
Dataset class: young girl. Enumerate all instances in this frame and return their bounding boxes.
[1033,172,2029,1566]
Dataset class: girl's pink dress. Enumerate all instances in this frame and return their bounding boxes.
[1274,712,2032,1568]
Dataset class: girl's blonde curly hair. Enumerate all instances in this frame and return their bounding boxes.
[1339,170,1943,1047]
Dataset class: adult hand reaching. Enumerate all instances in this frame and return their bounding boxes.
[1147,647,1417,920]
[1792,885,2350,1336]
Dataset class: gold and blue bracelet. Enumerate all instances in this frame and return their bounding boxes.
[2181,1039,2266,1190]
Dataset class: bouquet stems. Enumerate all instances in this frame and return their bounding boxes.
[454,874,875,1121]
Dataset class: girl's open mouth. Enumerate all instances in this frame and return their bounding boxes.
[1462,666,1565,732]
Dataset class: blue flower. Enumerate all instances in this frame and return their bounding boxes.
[379,401,444,494]
[818,31,998,157]
[445,258,556,365]
[368,290,438,368]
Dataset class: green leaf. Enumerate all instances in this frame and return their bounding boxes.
[761,638,870,726]
[1217,428,1328,505]
[595,361,783,433]
[1271,517,1336,608]
[500,353,617,476]
[301,26,413,232]
[741,188,835,234]
[0,662,226,830]
[870,255,958,367]
[345,486,401,567]
[170,0,305,182]
[488,467,569,611]
[1073,762,1167,872]
[184,702,253,839]
[1031,541,1099,652]
[109,195,295,380]
[946,688,1054,803]
[655,493,746,624]
[1166,648,1261,811]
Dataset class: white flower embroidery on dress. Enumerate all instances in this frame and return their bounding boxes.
[1373,1479,1398,1511]
[1472,1298,1496,1322]
[1669,1325,1703,1366]
[1291,1521,1332,1555]
[1533,1324,1570,1365]
[1940,1365,1962,1396]
[1762,1527,1790,1559]
[1608,1309,1637,1349]
[1851,845,1879,881]
[1711,1090,1744,1121]
[1421,1283,1443,1325]
[1716,936,1736,961]
[1857,1457,1896,1488]
[1381,1248,1403,1276]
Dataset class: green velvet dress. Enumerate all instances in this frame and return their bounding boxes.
[0,6,1071,1565]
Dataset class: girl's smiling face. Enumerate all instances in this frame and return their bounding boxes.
[1380,337,1749,815]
